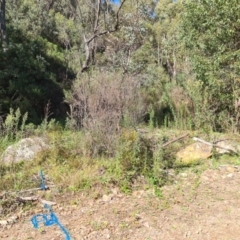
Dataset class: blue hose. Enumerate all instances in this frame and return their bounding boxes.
[40,170,47,190]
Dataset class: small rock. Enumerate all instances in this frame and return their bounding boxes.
[196,228,202,234]
[30,231,37,237]
[180,173,188,178]
[102,194,113,202]
[143,221,150,228]
[9,215,18,222]
[0,220,8,226]
[227,173,233,178]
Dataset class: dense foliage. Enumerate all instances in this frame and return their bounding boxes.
[0,0,240,132]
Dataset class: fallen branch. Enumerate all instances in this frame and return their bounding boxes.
[1,185,56,197]
[16,196,56,206]
[193,137,238,155]
[162,133,189,148]
[17,196,38,202]
[16,187,47,193]
[39,199,57,206]
[213,138,232,144]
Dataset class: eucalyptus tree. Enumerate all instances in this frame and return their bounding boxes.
[153,0,185,81]
[182,0,240,132]
[101,0,158,74]
[71,0,127,72]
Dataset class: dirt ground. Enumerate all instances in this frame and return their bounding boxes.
[1,164,240,240]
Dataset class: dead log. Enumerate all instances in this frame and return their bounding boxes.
[17,196,38,203]
[16,196,56,206]
[162,133,189,148]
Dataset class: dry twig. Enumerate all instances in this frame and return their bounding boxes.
[193,137,238,155]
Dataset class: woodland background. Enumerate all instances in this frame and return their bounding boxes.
[1,0,240,132]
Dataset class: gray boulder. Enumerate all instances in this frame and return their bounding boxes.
[215,140,240,154]
[1,137,49,165]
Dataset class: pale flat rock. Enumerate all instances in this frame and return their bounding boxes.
[176,142,212,164]
[1,137,49,165]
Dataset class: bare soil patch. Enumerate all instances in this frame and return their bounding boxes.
[1,164,240,240]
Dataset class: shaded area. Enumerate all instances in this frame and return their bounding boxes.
[0,29,75,123]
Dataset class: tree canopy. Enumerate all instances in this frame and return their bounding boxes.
[0,0,240,132]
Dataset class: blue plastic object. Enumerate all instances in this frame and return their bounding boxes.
[31,204,71,240]
[40,170,47,190]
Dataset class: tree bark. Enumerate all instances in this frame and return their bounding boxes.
[0,0,7,50]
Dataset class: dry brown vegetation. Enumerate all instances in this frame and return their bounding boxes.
[66,72,146,156]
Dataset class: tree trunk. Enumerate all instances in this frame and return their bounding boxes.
[80,0,126,73]
[0,0,7,50]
